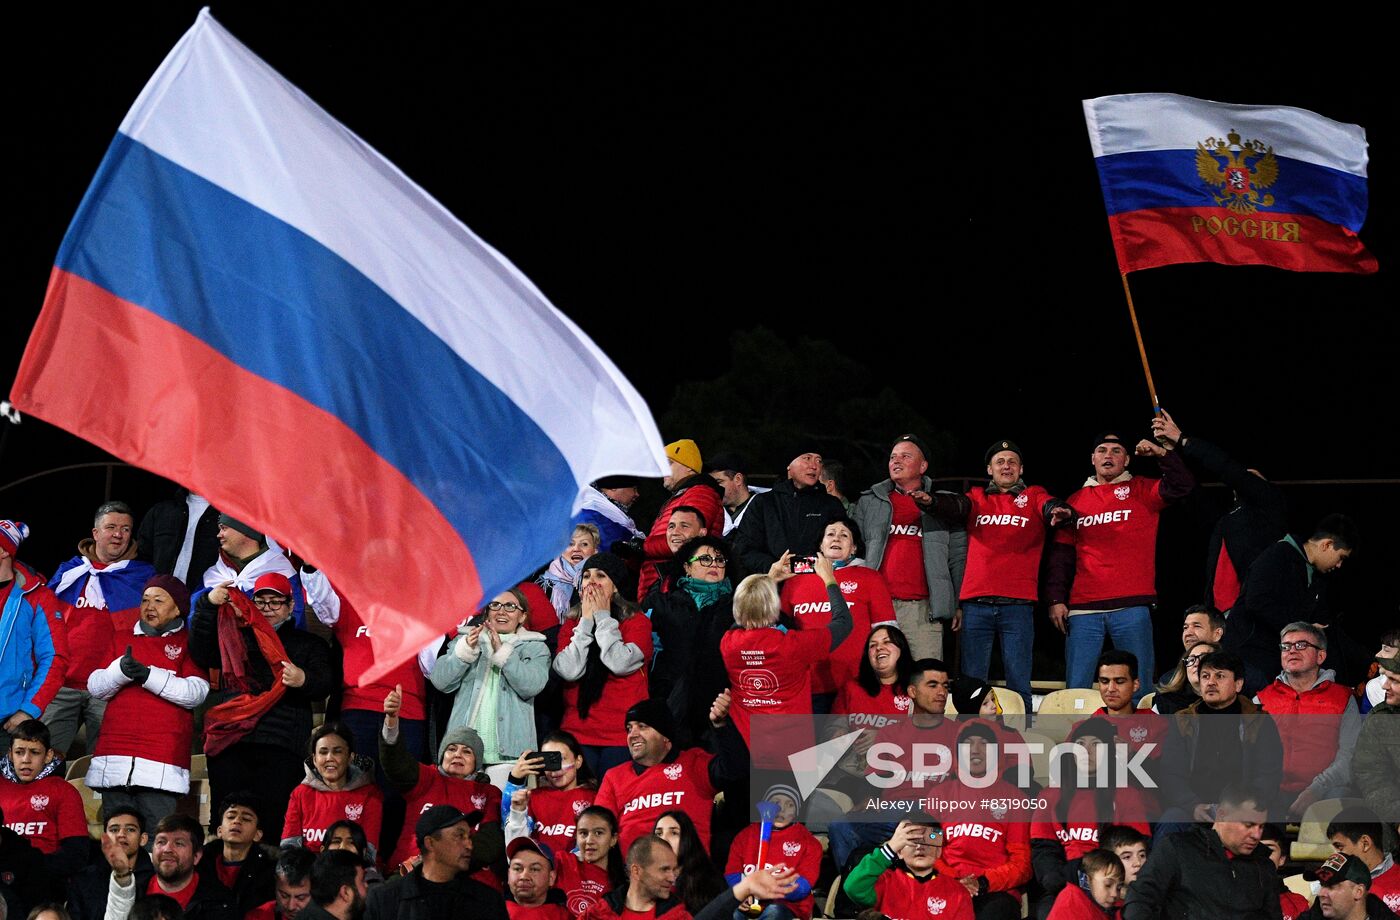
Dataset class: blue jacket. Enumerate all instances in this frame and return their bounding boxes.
[1,562,69,719]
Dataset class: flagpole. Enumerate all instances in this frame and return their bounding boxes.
[1120,272,1161,413]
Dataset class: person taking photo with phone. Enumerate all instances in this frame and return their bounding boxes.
[503,730,598,857]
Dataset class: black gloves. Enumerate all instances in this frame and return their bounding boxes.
[119,645,151,685]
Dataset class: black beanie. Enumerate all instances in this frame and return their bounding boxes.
[950,676,992,715]
[624,699,676,742]
[580,552,636,603]
[984,439,1024,465]
[217,513,265,544]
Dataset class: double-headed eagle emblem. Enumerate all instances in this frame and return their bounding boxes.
[1196,129,1279,214]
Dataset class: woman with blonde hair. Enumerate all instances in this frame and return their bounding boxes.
[720,551,853,747]
[1152,639,1221,714]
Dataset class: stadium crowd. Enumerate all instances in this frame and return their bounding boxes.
[1,412,1397,920]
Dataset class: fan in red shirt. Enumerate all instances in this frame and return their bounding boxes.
[507,837,573,920]
[1045,848,1126,920]
[0,719,88,880]
[504,731,598,858]
[778,518,896,701]
[583,835,693,920]
[553,805,625,919]
[833,624,915,731]
[1084,650,1166,766]
[843,818,975,920]
[281,720,384,854]
[722,784,822,919]
[593,695,748,853]
[721,555,853,761]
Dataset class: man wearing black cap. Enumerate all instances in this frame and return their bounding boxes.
[1044,424,1194,698]
[956,439,1073,715]
[593,695,748,853]
[852,434,967,661]
[1298,853,1389,920]
[575,476,645,555]
[733,445,845,579]
[364,804,508,920]
[1124,784,1279,919]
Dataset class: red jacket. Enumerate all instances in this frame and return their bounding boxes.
[638,477,724,599]
[1046,883,1119,920]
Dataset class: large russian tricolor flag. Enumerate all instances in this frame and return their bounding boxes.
[10,9,667,676]
[1083,93,1376,274]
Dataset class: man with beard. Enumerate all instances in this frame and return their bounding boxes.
[299,849,369,920]
[105,812,251,920]
[583,835,691,920]
[44,500,155,756]
[245,847,317,920]
[70,806,153,920]
[365,805,508,920]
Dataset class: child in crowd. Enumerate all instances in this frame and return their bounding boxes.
[723,785,821,920]
[1046,848,1124,919]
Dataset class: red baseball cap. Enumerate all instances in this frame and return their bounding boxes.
[252,573,293,597]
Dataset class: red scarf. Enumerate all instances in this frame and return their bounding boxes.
[203,589,290,756]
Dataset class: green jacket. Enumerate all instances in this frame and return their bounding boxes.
[1351,701,1399,820]
[842,844,895,908]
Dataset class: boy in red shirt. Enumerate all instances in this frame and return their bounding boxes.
[842,817,974,919]
[723,784,822,919]
[0,719,87,882]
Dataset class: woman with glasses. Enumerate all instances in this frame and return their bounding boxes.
[430,586,551,768]
[553,552,651,776]
[1151,640,1221,714]
[775,516,895,713]
[189,572,334,837]
[643,535,737,747]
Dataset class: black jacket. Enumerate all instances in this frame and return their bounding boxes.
[136,489,223,592]
[363,867,509,920]
[643,577,734,747]
[68,849,155,920]
[732,478,845,577]
[0,826,48,919]
[189,593,334,750]
[1122,824,1282,920]
[1223,537,1328,692]
[1158,697,1283,813]
[1179,436,1288,611]
[189,840,276,920]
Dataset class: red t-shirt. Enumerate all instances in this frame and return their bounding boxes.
[63,604,129,690]
[1031,787,1154,860]
[0,773,87,854]
[724,822,823,918]
[1082,708,1167,761]
[875,869,974,920]
[1279,890,1309,920]
[720,626,826,755]
[147,873,198,909]
[865,717,961,804]
[961,485,1055,602]
[1371,861,1400,914]
[333,593,427,720]
[594,748,717,852]
[283,781,384,852]
[833,681,912,730]
[559,614,654,747]
[555,855,613,919]
[1055,476,1168,606]
[880,492,927,599]
[509,902,572,920]
[529,786,597,857]
[390,765,502,868]
[780,567,895,693]
[927,777,1032,898]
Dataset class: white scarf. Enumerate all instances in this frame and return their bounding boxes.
[576,486,642,537]
[53,557,134,610]
[203,547,297,592]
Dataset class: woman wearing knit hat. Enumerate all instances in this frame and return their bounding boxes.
[552,553,651,777]
[380,685,504,880]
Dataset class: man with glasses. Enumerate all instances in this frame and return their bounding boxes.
[191,572,333,835]
[1253,621,1361,819]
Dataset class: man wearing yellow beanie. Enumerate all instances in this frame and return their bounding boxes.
[636,440,724,599]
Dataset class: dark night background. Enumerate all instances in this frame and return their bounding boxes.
[3,6,1395,680]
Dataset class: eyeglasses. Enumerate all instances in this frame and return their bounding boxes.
[1182,654,1203,667]
[253,597,289,609]
[1279,640,1322,652]
[486,601,522,612]
[687,554,727,567]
